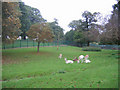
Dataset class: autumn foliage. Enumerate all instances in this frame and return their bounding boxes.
[2,2,21,44]
[27,23,54,52]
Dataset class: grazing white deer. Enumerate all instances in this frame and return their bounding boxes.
[85,55,89,60]
[84,59,91,63]
[58,54,62,59]
[64,58,73,64]
[78,55,84,63]
[84,55,91,63]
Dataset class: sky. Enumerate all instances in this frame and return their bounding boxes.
[23,0,117,34]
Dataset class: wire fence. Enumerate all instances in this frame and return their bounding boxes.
[2,40,69,49]
[2,39,120,50]
[90,44,120,50]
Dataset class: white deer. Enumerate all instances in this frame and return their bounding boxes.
[84,55,91,63]
[78,55,84,63]
[64,58,73,64]
[58,54,62,59]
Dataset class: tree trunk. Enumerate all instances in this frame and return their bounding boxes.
[118,1,120,45]
[21,32,26,40]
[87,41,90,46]
[80,43,83,47]
[23,36,26,40]
[57,39,59,50]
[37,42,40,52]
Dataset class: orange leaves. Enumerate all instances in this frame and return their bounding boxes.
[27,23,54,43]
[2,2,21,44]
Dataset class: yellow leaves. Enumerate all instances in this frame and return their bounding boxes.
[2,2,21,44]
[27,23,54,43]
[8,17,12,22]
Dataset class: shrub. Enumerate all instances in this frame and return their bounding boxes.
[58,70,66,74]
[115,55,120,59]
[82,47,101,51]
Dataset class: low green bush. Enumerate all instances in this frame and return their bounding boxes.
[58,70,66,74]
[82,47,101,51]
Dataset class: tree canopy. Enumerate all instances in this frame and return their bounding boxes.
[67,11,101,46]
[27,23,54,52]
[99,2,119,45]
[2,1,119,47]
[48,19,64,42]
[19,2,46,39]
[2,2,21,44]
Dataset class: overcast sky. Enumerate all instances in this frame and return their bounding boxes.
[23,0,117,33]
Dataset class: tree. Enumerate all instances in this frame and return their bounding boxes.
[68,11,101,47]
[49,19,64,42]
[100,2,119,45]
[73,30,86,47]
[68,19,100,46]
[19,2,31,40]
[27,23,54,52]
[2,2,21,44]
[68,19,86,46]
[68,20,82,30]
[19,2,46,40]
[0,1,2,41]
[84,24,100,43]
[65,30,75,41]
[118,1,120,44]
[82,11,100,46]
[48,19,64,50]
[29,6,46,24]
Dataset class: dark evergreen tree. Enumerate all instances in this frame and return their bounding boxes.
[19,2,46,39]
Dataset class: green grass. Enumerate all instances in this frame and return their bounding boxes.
[2,46,118,88]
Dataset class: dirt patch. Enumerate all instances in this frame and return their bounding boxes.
[29,51,54,57]
[2,59,17,65]
[2,56,29,65]
[30,51,52,55]
[2,51,54,65]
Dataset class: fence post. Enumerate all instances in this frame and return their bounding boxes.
[52,42,53,46]
[33,40,34,47]
[20,40,21,48]
[3,44,5,49]
[27,39,28,47]
[48,42,49,46]
[12,42,14,48]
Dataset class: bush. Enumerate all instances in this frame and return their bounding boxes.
[58,70,66,74]
[82,47,101,51]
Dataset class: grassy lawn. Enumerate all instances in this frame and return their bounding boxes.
[2,46,118,88]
